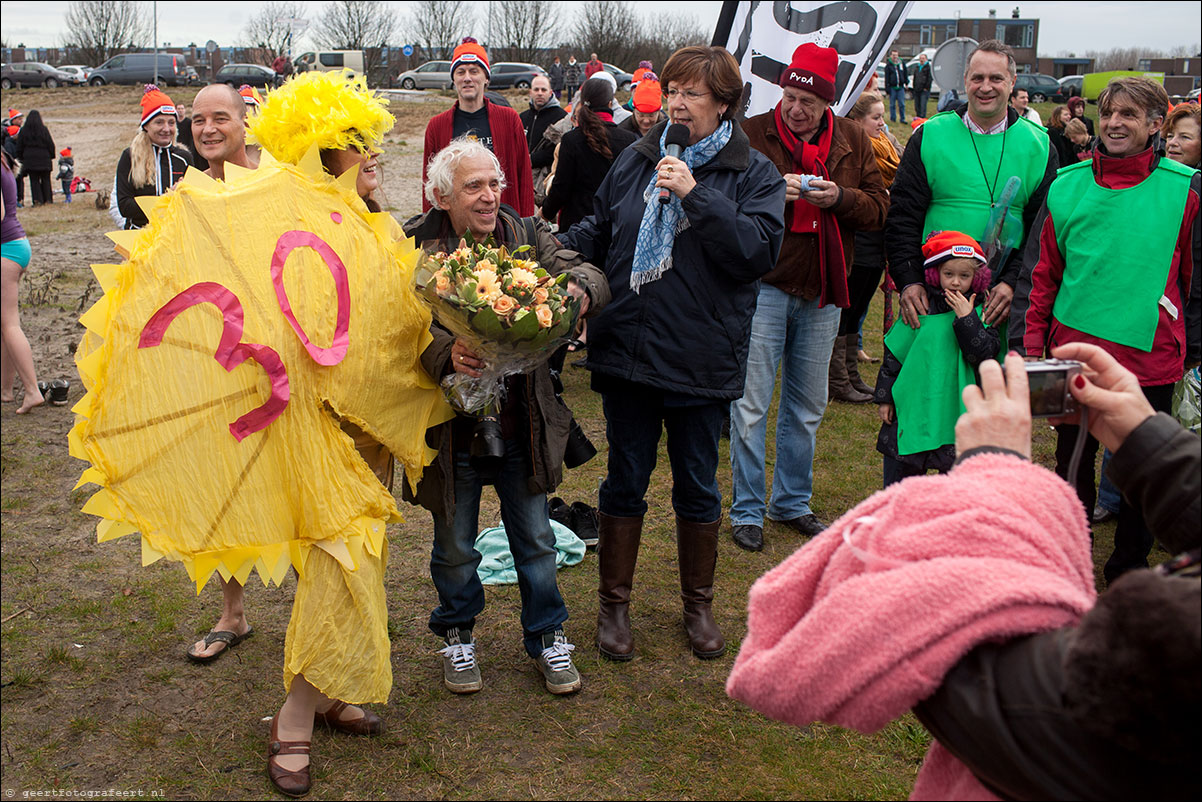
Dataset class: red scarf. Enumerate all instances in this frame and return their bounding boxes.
[773,104,849,308]
[595,109,613,122]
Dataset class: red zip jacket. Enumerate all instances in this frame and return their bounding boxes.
[421,99,534,217]
[1019,144,1201,385]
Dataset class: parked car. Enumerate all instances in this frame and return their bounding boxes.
[57,65,92,82]
[602,63,634,92]
[89,52,190,86]
[1051,75,1083,103]
[396,60,453,90]
[1,62,79,89]
[1013,72,1060,103]
[293,50,365,76]
[487,62,546,90]
[214,63,278,89]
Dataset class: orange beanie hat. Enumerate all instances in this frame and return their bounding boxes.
[140,84,177,127]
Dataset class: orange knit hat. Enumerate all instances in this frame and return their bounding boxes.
[139,84,177,127]
[239,84,264,107]
[632,76,663,114]
[7,108,22,122]
[451,37,490,79]
[60,147,72,158]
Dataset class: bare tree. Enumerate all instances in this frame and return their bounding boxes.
[407,0,476,61]
[1083,44,1199,72]
[241,1,308,59]
[633,15,709,75]
[570,0,640,69]
[63,0,150,67]
[315,0,398,80]
[491,0,560,64]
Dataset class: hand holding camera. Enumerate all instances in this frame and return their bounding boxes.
[1049,343,1157,453]
[956,353,1033,458]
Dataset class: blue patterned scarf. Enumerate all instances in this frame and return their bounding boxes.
[629,120,733,293]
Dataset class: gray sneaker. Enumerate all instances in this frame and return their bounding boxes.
[439,628,482,694]
[535,630,582,695]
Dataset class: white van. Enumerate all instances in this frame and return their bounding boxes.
[293,50,365,76]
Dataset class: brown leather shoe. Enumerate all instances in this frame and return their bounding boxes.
[677,516,725,659]
[314,699,384,736]
[597,511,643,661]
[268,715,311,798]
[830,335,873,403]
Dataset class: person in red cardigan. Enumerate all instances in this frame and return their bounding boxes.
[422,37,534,217]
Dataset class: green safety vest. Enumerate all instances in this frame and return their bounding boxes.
[919,112,1050,247]
[1046,158,1193,351]
[885,309,1006,456]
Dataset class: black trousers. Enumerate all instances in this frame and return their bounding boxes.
[840,230,885,337]
[28,171,53,204]
[1054,382,1174,584]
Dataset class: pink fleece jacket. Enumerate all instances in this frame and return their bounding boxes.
[726,453,1097,800]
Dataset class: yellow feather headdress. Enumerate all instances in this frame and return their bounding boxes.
[249,71,395,165]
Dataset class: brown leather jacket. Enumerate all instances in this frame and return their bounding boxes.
[400,206,609,523]
[742,110,889,300]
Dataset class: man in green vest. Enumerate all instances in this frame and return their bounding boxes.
[1013,76,1200,585]
[885,39,1058,331]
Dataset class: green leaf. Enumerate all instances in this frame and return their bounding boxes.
[472,306,506,339]
[509,309,542,340]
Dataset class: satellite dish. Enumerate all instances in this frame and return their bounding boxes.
[931,37,978,94]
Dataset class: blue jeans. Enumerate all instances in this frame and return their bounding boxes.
[888,87,907,121]
[1097,448,1120,514]
[598,386,725,523]
[914,90,930,119]
[730,285,840,526]
[428,441,568,658]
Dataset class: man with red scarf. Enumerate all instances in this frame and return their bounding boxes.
[732,43,888,552]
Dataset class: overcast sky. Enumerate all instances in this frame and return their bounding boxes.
[1,1,1198,57]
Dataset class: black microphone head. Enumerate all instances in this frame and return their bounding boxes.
[665,123,690,150]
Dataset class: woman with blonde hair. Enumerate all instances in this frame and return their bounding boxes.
[831,91,902,398]
[248,70,444,797]
[114,85,191,229]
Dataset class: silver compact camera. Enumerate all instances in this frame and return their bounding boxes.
[1025,358,1084,417]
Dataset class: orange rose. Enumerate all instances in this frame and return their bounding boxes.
[535,303,554,328]
[492,294,519,317]
[434,270,452,294]
[532,287,549,305]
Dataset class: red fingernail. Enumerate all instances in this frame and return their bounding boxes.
[1074,375,1086,389]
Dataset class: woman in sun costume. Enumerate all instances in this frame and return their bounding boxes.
[71,71,451,796]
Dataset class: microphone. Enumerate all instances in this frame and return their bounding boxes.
[659,124,691,204]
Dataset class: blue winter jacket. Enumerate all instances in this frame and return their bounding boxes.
[560,120,785,400]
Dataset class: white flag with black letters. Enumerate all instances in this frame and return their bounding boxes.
[712,0,914,118]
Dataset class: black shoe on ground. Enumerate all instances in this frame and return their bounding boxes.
[549,497,573,530]
[771,513,827,538]
[570,502,599,549]
[732,524,763,552]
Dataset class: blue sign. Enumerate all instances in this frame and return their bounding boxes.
[402,45,414,57]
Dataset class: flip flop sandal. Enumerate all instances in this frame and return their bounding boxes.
[49,379,70,405]
[186,626,254,664]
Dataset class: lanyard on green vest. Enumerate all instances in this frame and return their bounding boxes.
[968,122,1007,205]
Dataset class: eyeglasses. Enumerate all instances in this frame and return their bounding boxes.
[666,88,711,102]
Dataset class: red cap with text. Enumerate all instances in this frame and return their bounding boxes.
[779,43,837,102]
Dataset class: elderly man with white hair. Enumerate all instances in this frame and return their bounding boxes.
[403,136,610,698]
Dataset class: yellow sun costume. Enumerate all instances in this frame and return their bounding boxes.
[72,71,451,703]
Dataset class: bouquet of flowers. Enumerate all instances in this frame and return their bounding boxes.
[415,235,582,426]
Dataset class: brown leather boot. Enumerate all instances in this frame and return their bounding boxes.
[829,334,872,403]
[846,334,876,396]
[676,517,725,659]
[596,511,642,661]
